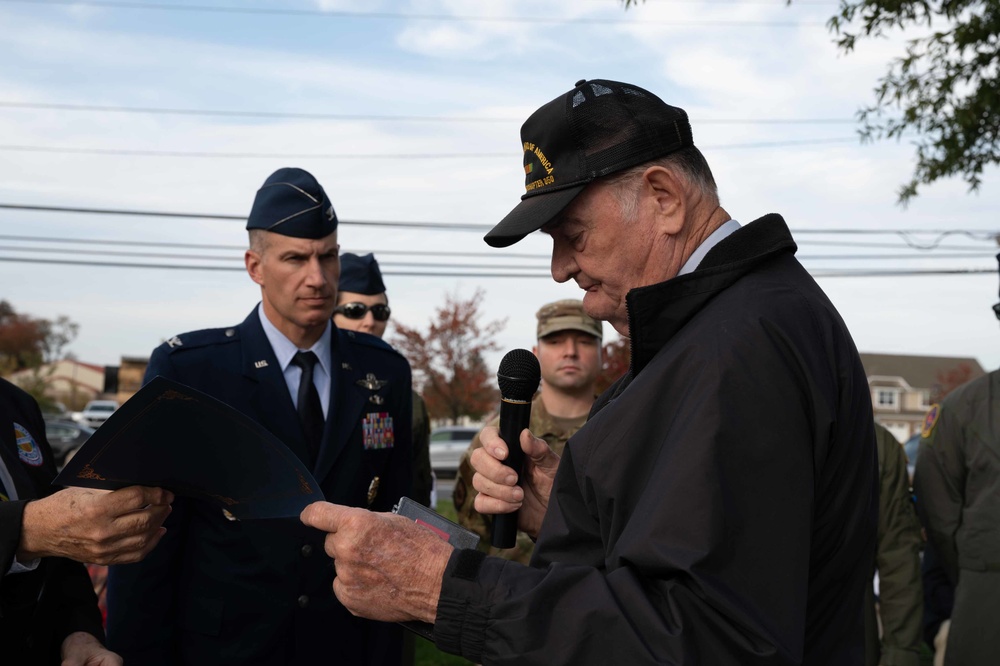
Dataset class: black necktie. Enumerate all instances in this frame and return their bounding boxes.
[292,351,324,466]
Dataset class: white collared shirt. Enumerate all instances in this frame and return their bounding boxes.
[678,219,742,276]
[257,303,332,418]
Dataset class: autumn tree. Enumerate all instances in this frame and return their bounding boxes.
[623,0,999,204]
[391,289,506,424]
[0,300,79,409]
[932,361,981,401]
[595,336,631,395]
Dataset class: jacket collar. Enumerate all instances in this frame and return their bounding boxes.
[625,213,797,375]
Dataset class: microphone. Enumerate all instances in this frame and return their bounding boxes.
[491,349,541,549]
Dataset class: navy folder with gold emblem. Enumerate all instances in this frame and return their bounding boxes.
[54,376,323,519]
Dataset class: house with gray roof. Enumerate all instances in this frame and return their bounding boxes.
[860,352,986,442]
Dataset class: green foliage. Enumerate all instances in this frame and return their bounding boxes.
[828,1,1000,203]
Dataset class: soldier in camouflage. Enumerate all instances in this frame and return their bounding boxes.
[453,299,602,563]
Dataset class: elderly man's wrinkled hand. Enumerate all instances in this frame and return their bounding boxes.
[300,502,452,624]
[60,631,123,666]
[471,425,559,539]
[19,485,173,565]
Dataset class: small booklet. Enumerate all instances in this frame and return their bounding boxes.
[54,376,324,520]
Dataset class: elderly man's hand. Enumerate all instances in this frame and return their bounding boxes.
[300,503,453,624]
[472,426,559,539]
[60,631,123,666]
[19,486,173,565]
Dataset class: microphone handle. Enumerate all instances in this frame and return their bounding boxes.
[491,398,533,549]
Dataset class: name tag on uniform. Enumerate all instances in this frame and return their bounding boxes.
[362,412,395,450]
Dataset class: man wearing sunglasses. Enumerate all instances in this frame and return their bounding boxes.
[107,168,413,666]
[335,252,433,509]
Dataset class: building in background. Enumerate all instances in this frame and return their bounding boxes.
[860,353,985,442]
[7,358,105,411]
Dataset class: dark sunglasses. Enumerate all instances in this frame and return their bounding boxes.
[334,302,391,322]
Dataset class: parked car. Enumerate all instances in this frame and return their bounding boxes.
[429,426,480,478]
[78,399,119,428]
[44,419,95,469]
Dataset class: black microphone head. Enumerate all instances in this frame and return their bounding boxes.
[497,349,541,401]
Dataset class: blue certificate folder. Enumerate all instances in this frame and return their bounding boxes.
[54,376,324,519]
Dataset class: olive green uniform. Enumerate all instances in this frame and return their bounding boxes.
[411,391,432,507]
[866,424,924,666]
[915,370,1000,666]
[452,395,587,564]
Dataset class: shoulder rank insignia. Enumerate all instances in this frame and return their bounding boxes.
[356,373,388,391]
[167,335,183,348]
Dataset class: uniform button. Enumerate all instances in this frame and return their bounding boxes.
[301,545,313,557]
[298,595,309,608]
[225,328,235,337]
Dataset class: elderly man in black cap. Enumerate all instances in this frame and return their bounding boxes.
[106,168,414,666]
[335,252,433,508]
[300,81,877,665]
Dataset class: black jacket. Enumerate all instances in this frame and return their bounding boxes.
[0,378,104,665]
[435,215,877,665]
[107,307,413,665]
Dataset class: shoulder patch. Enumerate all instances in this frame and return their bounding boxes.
[159,326,240,353]
[920,404,940,439]
[13,422,44,467]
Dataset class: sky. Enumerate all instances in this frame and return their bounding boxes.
[0,0,997,379]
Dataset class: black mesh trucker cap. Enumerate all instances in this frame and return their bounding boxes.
[484,79,694,248]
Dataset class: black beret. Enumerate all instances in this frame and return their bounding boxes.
[339,253,386,295]
[246,167,338,239]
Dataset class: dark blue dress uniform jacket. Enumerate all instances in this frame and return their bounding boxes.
[0,378,105,665]
[106,307,413,666]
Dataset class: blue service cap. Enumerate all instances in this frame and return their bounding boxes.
[339,253,386,295]
[246,167,338,239]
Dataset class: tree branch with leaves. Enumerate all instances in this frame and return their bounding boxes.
[390,289,506,424]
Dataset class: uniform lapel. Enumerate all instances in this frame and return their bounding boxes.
[313,330,368,484]
[239,309,313,467]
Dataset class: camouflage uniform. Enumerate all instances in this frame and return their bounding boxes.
[915,370,1000,666]
[453,395,587,564]
[866,424,924,666]
[410,391,432,507]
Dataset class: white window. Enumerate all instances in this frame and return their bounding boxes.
[876,389,899,410]
[919,390,932,409]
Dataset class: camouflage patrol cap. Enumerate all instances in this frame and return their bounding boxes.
[246,167,338,239]
[536,299,602,340]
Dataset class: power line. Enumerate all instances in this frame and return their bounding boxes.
[3,204,998,242]
[3,0,828,27]
[0,137,864,160]
[0,101,856,126]
[4,243,993,267]
[0,255,552,277]
[0,254,992,279]
[0,233,552,259]
[0,204,493,231]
